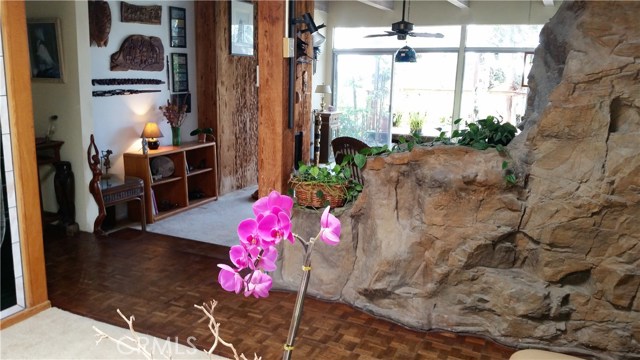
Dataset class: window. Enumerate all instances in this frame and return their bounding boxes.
[334,54,392,146]
[332,25,543,144]
[392,52,458,137]
[459,52,528,126]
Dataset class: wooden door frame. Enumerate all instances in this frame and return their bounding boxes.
[0,0,51,329]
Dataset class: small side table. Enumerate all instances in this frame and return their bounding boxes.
[93,175,146,235]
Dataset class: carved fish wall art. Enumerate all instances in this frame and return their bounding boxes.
[88,0,111,47]
[110,35,164,71]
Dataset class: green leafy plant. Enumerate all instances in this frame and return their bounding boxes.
[190,127,215,143]
[290,162,359,207]
[450,115,516,150]
[449,116,518,185]
[409,112,426,136]
[189,127,214,136]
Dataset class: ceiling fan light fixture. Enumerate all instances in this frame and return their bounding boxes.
[312,31,326,47]
[395,45,417,63]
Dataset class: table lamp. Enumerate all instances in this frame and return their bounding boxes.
[315,84,332,112]
[141,122,163,150]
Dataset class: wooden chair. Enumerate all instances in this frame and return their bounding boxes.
[331,136,370,186]
[88,134,146,235]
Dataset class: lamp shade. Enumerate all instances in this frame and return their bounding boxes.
[315,85,332,94]
[141,122,163,139]
[395,45,417,63]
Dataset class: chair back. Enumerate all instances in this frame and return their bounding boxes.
[331,136,370,185]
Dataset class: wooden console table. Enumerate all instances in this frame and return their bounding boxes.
[36,139,64,165]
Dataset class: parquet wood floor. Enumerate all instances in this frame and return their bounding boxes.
[44,226,516,360]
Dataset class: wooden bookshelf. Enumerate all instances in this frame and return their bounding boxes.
[123,142,218,224]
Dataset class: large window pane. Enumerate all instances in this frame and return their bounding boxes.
[391,52,458,137]
[335,54,392,146]
[459,52,528,126]
[466,25,542,48]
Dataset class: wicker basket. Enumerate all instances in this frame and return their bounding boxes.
[291,181,347,208]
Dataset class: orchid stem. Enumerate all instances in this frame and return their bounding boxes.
[282,237,317,360]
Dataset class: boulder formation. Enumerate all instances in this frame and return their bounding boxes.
[274,1,640,358]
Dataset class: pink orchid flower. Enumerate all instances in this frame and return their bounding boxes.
[248,244,278,272]
[253,190,294,219]
[217,264,244,294]
[237,218,263,247]
[229,245,249,269]
[257,212,294,245]
[243,270,272,298]
[319,206,341,246]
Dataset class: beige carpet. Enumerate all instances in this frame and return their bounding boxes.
[142,186,257,247]
[0,308,227,360]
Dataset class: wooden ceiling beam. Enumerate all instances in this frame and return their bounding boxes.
[357,0,394,11]
[447,0,469,9]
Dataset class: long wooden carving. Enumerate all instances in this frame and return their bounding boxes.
[91,78,165,85]
[121,2,162,25]
[110,35,164,71]
[88,0,111,47]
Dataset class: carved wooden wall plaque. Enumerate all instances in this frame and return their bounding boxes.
[110,35,164,71]
[121,2,162,25]
[88,0,111,47]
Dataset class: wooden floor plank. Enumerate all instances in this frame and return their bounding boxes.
[43,226,515,360]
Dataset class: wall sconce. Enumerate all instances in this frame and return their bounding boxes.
[314,84,332,112]
[292,12,326,47]
[141,122,163,150]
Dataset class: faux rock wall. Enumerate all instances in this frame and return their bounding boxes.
[274,2,640,359]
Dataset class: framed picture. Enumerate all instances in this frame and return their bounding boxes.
[27,18,64,82]
[171,93,191,114]
[169,6,186,48]
[171,53,189,93]
[230,0,254,56]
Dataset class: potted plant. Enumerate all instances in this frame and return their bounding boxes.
[289,163,354,208]
[189,127,214,143]
[409,112,425,136]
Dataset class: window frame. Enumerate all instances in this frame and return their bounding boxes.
[331,25,540,142]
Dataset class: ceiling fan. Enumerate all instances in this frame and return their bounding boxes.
[365,0,444,41]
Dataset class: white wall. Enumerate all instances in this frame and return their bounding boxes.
[90,0,197,178]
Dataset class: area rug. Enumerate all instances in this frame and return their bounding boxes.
[0,308,227,360]
[143,186,257,247]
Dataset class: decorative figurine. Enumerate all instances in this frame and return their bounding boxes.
[141,137,148,154]
[101,149,113,179]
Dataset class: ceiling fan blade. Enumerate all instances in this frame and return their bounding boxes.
[409,32,445,38]
[364,33,397,38]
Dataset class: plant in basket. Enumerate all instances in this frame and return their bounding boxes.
[289,162,356,208]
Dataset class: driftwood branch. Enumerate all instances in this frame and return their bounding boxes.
[93,300,261,360]
[194,300,261,360]
[93,308,163,360]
